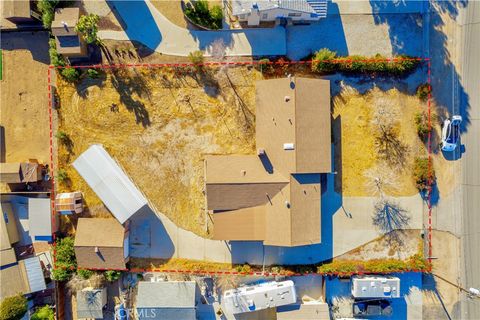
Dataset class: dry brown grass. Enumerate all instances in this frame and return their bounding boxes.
[150,1,189,28]
[130,257,233,272]
[57,66,260,236]
[333,86,427,196]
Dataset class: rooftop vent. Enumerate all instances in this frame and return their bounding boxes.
[257,148,266,156]
[241,170,247,176]
[283,143,295,150]
[284,96,291,102]
[94,246,99,253]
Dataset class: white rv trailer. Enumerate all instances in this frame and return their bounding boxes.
[223,280,297,314]
[351,275,400,299]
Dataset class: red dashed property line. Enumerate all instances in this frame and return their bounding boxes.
[49,57,432,273]
[427,60,433,261]
[47,57,430,70]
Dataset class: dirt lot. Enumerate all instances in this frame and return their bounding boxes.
[0,32,50,164]
[57,66,260,236]
[150,1,190,29]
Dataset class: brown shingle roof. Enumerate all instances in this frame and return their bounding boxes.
[74,218,127,270]
[206,77,331,247]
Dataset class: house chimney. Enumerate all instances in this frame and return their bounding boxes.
[257,148,266,156]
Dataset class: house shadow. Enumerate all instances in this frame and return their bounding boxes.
[106,0,162,55]
[128,205,175,259]
[0,31,50,64]
[286,1,348,60]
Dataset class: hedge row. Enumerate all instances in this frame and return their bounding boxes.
[317,254,431,275]
[312,48,420,75]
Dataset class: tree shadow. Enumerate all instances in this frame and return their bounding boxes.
[110,68,151,127]
[372,198,411,239]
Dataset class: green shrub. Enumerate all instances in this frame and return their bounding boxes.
[0,295,28,320]
[61,68,80,82]
[364,259,408,273]
[87,69,99,79]
[48,39,65,67]
[31,306,54,320]
[407,254,431,271]
[257,58,273,74]
[413,157,435,191]
[104,270,122,282]
[56,169,68,183]
[188,50,205,66]
[37,0,59,28]
[235,264,252,273]
[55,130,68,142]
[312,48,337,73]
[416,83,431,101]
[52,237,76,281]
[76,14,100,44]
[414,112,430,139]
[184,0,223,30]
[318,260,360,274]
[77,269,94,280]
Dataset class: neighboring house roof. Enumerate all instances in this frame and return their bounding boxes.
[73,144,148,224]
[74,218,127,270]
[2,0,31,19]
[136,281,196,320]
[0,251,46,300]
[206,77,330,246]
[77,287,107,319]
[1,202,20,249]
[51,7,79,36]
[28,198,54,242]
[0,162,42,183]
[233,0,316,15]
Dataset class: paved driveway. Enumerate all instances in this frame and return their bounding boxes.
[98,0,286,57]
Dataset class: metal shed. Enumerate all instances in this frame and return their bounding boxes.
[28,198,56,242]
[72,145,148,224]
[351,276,400,299]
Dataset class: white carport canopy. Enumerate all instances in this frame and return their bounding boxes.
[72,144,147,224]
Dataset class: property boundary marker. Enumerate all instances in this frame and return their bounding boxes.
[47,57,433,277]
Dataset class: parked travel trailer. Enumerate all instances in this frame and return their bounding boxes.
[351,276,400,299]
[223,280,297,314]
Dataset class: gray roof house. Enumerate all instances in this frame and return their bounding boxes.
[77,287,107,319]
[136,281,196,320]
[232,0,327,26]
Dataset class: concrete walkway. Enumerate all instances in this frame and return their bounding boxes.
[98,0,286,57]
[129,174,423,266]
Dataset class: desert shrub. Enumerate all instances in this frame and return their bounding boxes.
[414,112,430,139]
[312,48,337,73]
[188,50,205,66]
[257,58,274,74]
[104,270,122,282]
[48,39,65,67]
[235,264,252,274]
[87,69,99,79]
[318,260,360,274]
[31,306,54,320]
[37,0,59,28]
[416,83,431,101]
[61,68,80,82]
[52,237,76,281]
[76,14,100,44]
[407,254,431,271]
[0,295,28,320]
[413,157,435,192]
[56,169,68,183]
[364,259,408,273]
[55,130,68,142]
[77,269,94,280]
[184,0,223,30]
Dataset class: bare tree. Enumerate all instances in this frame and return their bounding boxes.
[371,97,408,167]
[364,162,400,197]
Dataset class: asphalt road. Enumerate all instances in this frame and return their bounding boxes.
[458,1,480,319]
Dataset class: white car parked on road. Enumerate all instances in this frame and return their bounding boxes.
[441,115,462,152]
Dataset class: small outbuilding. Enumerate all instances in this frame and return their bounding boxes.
[73,145,148,224]
[55,192,83,214]
[77,287,107,319]
[0,162,42,183]
[29,198,57,242]
[136,281,196,320]
[51,7,87,58]
[74,218,129,270]
[351,275,400,299]
[1,0,41,24]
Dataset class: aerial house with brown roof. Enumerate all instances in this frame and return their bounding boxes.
[205,77,332,247]
[51,7,87,58]
[74,218,130,270]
